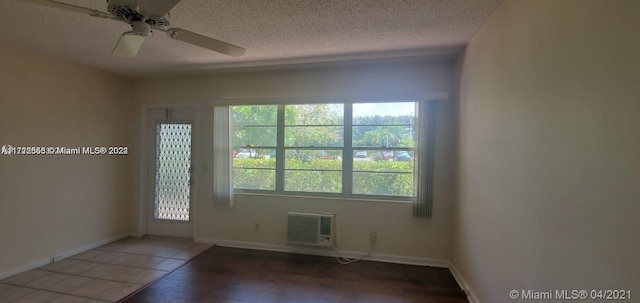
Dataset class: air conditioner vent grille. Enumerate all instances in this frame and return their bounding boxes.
[287,212,334,247]
[287,215,319,244]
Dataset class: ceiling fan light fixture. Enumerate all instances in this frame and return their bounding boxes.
[111,32,146,57]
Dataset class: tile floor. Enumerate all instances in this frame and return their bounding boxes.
[0,236,212,303]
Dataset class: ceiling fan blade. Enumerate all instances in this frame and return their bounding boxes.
[112,33,146,58]
[166,28,246,57]
[138,0,183,17]
[21,0,111,18]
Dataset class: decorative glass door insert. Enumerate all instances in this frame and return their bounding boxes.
[154,123,192,221]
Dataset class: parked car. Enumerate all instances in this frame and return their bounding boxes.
[355,150,368,158]
[235,149,256,158]
[396,151,413,161]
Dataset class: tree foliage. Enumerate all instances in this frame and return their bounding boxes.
[353,114,415,147]
[285,104,344,147]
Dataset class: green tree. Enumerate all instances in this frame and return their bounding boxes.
[362,127,396,147]
[284,104,343,147]
[352,114,414,147]
[232,105,277,157]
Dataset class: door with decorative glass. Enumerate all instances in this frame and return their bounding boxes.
[146,108,195,238]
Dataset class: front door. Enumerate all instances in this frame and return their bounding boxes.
[146,108,195,238]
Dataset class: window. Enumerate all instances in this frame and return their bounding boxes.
[231,101,418,200]
[231,105,277,190]
[284,104,344,193]
[352,102,416,196]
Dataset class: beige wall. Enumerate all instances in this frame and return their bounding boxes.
[134,60,458,260]
[455,0,640,301]
[0,43,134,275]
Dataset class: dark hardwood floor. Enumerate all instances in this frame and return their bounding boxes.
[121,246,468,303]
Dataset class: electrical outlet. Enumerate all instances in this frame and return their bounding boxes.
[370,231,377,244]
[254,222,260,232]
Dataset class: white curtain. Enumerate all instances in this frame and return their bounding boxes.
[212,106,234,207]
[414,100,436,218]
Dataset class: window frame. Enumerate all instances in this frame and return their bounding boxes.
[230,100,422,202]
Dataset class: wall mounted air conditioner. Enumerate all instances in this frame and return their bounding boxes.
[287,212,335,247]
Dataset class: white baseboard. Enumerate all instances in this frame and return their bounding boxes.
[449,263,479,303]
[194,237,450,268]
[0,233,129,280]
[0,257,51,281]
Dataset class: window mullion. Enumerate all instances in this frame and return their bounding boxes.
[276,105,285,192]
[343,103,353,196]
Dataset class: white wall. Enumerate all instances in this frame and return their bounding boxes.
[0,43,134,276]
[455,0,640,301]
[134,59,458,261]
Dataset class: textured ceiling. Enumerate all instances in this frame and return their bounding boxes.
[0,0,500,76]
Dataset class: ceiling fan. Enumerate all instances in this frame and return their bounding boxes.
[21,0,246,58]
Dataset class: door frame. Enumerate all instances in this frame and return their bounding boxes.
[136,104,200,239]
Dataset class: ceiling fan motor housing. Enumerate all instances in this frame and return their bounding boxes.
[107,0,170,29]
[131,20,152,36]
